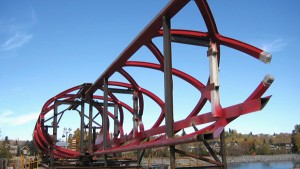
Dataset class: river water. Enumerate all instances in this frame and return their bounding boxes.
[228,161,300,169]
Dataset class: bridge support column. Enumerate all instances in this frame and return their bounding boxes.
[133,91,139,138]
[50,102,58,168]
[49,145,53,167]
[93,127,97,146]
[221,130,227,169]
[163,15,175,169]
[80,101,85,154]
[208,42,221,117]
[53,102,58,142]
[133,90,140,166]
[103,77,109,166]
[114,104,119,137]
[88,101,93,150]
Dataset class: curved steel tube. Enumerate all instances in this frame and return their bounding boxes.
[33,0,273,158]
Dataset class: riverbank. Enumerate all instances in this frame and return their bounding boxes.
[227,154,300,164]
[143,154,300,167]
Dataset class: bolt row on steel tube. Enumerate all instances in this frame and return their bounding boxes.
[33,0,273,168]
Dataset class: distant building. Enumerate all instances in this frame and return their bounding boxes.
[70,139,77,151]
[9,145,18,156]
[56,141,68,148]
[227,142,239,147]
[270,143,292,153]
[21,146,30,155]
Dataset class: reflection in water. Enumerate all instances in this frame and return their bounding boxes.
[294,162,300,169]
[228,161,300,169]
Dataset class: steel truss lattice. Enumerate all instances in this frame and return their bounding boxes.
[33,0,274,168]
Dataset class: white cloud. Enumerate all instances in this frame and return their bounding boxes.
[14,112,40,126]
[0,110,14,125]
[0,110,39,126]
[0,109,14,117]
[261,39,286,53]
[0,6,36,52]
[0,32,33,51]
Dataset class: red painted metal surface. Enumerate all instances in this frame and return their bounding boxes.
[33,0,273,159]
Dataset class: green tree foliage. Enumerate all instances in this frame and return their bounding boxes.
[4,136,9,144]
[16,146,21,157]
[28,140,37,155]
[0,141,12,158]
[295,125,300,133]
[291,130,298,153]
[291,124,300,153]
[294,133,300,153]
[23,140,38,155]
[256,143,270,155]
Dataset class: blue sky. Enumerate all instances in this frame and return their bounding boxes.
[0,1,299,141]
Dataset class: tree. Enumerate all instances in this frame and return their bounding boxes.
[4,136,9,144]
[292,126,300,154]
[24,140,37,155]
[295,124,300,133]
[295,133,300,153]
[256,141,269,155]
[291,130,297,153]
[0,141,12,158]
[227,142,243,156]
[269,138,273,144]
[16,146,21,157]
[70,128,83,151]
[250,141,256,152]
[29,140,37,155]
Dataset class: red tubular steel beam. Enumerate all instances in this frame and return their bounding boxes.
[195,0,219,40]
[86,0,190,95]
[33,0,274,163]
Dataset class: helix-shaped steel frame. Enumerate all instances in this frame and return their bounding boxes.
[33,0,274,162]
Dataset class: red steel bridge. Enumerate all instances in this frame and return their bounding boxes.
[33,0,274,168]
